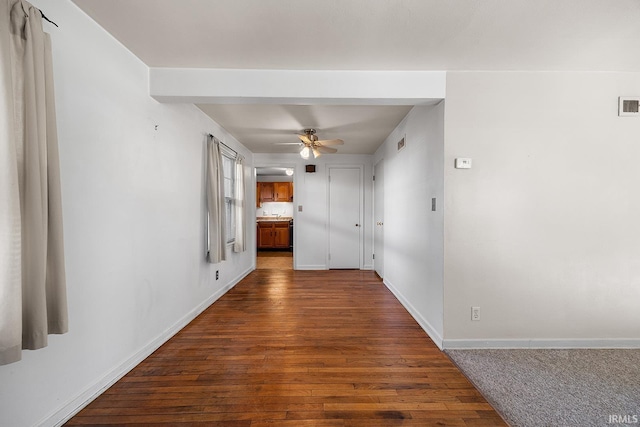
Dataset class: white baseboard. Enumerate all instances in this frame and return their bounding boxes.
[444,338,640,350]
[295,264,327,270]
[47,266,253,427]
[383,278,444,350]
[295,265,376,271]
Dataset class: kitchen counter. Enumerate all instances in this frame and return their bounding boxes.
[256,217,292,222]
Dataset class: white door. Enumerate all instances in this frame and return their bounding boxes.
[328,167,362,269]
[374,160,384,278]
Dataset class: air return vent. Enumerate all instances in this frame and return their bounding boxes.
[397,136,406,151]
[619,97,640,117]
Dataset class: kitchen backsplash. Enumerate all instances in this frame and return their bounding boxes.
[257,202,294,217]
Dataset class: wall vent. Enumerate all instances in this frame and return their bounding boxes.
[618,97,640,117]
[397,136,406,151]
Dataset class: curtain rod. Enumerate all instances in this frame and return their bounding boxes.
[39,9,58,27]
[208,133,237,156]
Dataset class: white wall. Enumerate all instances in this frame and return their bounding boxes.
[254,153,374,270]
[0,2,254,426]
[443,72,640,347]
[150,68,446,105]
[373,105,445,347]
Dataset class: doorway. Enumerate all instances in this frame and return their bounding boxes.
[328,166,363,269]
[255,166,295,270]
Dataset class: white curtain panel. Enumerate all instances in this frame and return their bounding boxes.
[233,155,246,253]
[0,0,68,365]
[206,137,227,263]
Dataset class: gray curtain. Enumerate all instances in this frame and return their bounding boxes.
[233,155,246,253]
[0,0,68,365]
[206,136,226,263]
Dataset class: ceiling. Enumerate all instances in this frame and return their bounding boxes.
[72,0,640,154]
[256,167,292,177]
[197,104,414,154]
[73,0,640,71]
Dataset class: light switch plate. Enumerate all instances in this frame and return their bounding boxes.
[455,158,472,169]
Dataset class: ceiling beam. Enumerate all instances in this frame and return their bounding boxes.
[149,68,445,105]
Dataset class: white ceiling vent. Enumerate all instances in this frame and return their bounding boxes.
[619,97,640,117]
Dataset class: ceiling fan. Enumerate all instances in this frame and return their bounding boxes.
[279,129,344,159]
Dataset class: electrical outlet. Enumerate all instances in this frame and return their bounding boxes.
[216,270,219,280]
[471,306,480,321]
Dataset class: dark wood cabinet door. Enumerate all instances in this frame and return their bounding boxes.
[273,182,290,202]
[257,224,274,248]
[259,182,274,202]
[273,223,290,248]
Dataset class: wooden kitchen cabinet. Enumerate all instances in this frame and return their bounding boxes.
[258,223,274,248]
[256,182,261,207]
[257,221,290,249]
[273,222,290,247]
[257,182,293,205]
[274,182,292,202]
[259,182,275,203]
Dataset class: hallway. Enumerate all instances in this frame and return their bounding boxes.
[256,251,293,270]
[66,270,505,426]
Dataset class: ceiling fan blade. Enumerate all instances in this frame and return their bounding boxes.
[316,138,344,146]
[298,134,312,144]
[316,145,338,154]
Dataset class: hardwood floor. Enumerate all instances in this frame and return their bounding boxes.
[256,251,293,270]
[66,270,506,426]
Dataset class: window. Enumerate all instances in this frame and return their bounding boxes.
[220,146,236,244]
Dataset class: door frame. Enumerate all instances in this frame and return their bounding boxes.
[254,163,297,269]
[373,158,384,279]
[326,164,364,269]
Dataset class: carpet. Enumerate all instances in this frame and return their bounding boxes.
[446,349,640,427]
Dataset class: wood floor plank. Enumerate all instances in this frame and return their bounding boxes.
[65,270,506,426]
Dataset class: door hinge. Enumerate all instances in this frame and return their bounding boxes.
[373,254,375,259]
[373,175,375,181]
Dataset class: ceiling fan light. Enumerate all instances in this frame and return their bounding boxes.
[285,168,294,176]
[312,147,322,158]
[300,146,310,159]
